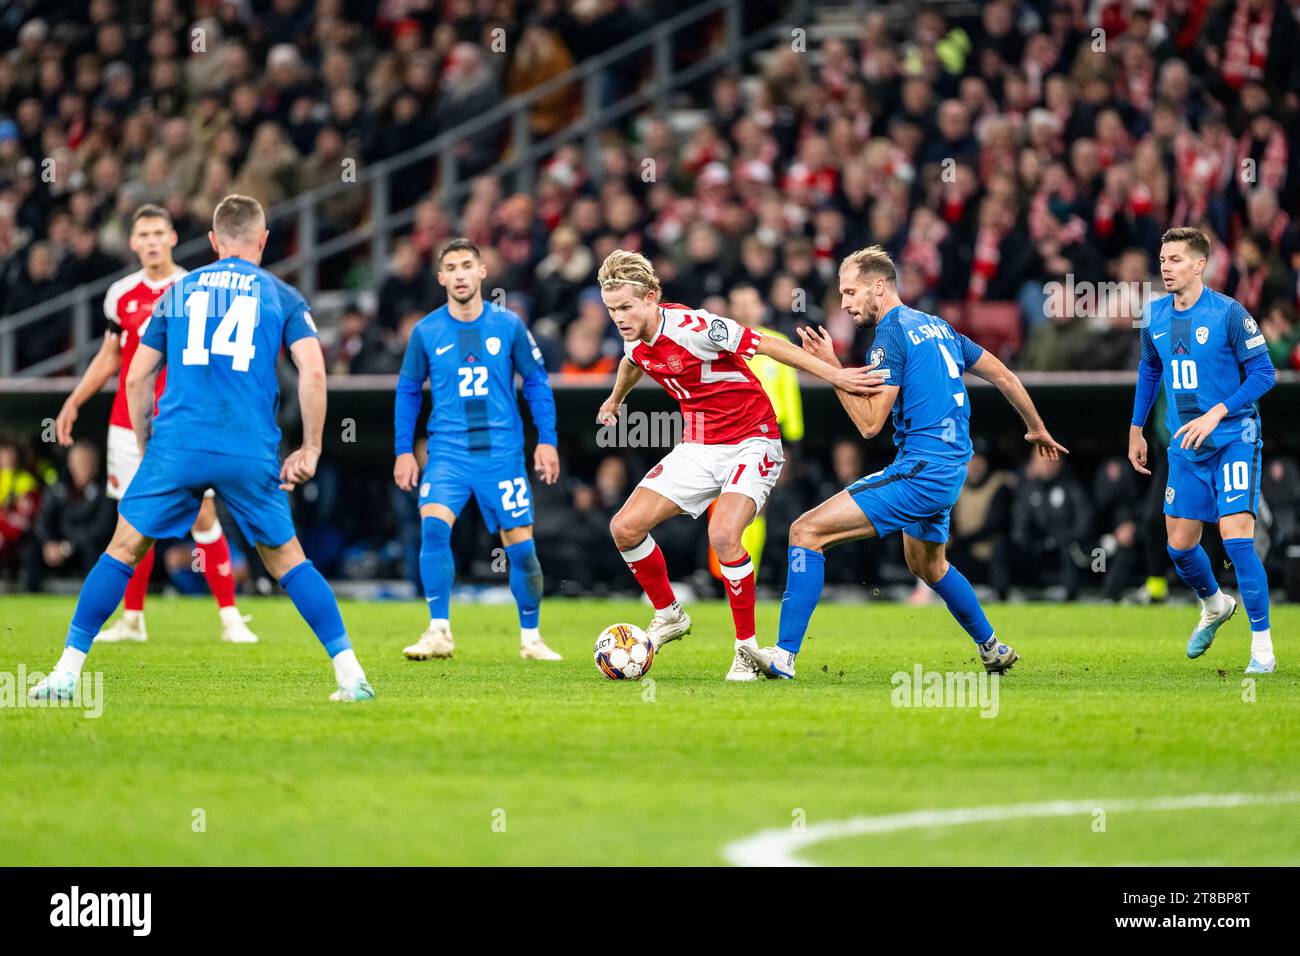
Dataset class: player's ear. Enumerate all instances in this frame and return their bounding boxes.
[257,229,269,253]
[207,230,218,254]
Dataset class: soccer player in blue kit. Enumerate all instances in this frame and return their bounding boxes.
[1128,228,1277,673]
[743,246,1068,679]
[28,195,374,703]
[393,239,562,662]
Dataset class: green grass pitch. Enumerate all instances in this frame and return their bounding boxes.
[1,595,1296,865]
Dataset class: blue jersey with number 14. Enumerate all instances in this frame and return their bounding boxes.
[141,256,318,462]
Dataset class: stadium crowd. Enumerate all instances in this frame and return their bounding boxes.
[3,0,1300,599]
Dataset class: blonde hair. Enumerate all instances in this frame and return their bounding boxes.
[212,194,266,242]
[597,249,661,297]
[840,244,897,284]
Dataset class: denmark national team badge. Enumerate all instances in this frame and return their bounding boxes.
[1195,326,1208,345]
[486,336,501,355]
[667,353,683,374]
[646,463,664,480]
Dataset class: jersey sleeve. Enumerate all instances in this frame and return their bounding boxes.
[1131,323,1162,428]
[686,311,761,359]
[956,332,984,368]
[399,327,428,383]
[868,321,906,383]
[1226,300,1268,364]
[509,315,547,377]
[281,287,318,347]
[103,279,124,333]
[139,291,169,352]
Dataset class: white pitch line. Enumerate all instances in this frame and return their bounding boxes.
[722,791,1300,867]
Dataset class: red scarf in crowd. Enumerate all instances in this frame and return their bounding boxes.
[1221,0,1273,90]
[967,225,1004,301]
[1236,123,1289,193]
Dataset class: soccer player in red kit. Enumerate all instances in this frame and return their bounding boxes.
[595,250,884,679]
[53,204,258,644]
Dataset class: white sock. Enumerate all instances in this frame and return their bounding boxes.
[430,617,450,631]
[659,600,683,618]
[332,649,365,686]
[1201,589,1226,613]
[123,609,143,626]
[521,627,540,644]
[1251,629,1275,664]
[736,635,757,648]
[55,647,87,677]
[218,606,243,626]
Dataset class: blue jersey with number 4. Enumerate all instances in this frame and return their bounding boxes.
[140,256,317,463]
[398,302,548,459]
[1139,287,1267,463]
[869,305,984,464]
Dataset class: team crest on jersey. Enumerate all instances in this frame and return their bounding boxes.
[646,463,664,480]
[1195,326,1208,345]
[667,353,684,374]
[1165,486,1175,504]
[486,336,501,355]
[868,347,885,369]
[127,300,138,312]
[303,312,317,333]
[707,318,729,345]
[1244,316,1258,335]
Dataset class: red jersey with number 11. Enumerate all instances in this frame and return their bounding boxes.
[624,304,778,445]
[103,268,185,429]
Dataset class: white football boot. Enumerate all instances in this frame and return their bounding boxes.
[740,643,796,679]
[520,637,563,660]
[329,678,376,702]
[404,622,455,659]
[27,670,78,701]
[96,614,147,643]
[725,639,761,681]
[647,601,692,651]
[1186,592,1236,659]
[219,608,260,644]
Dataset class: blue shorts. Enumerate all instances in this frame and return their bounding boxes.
[1165,441,1262,523]
[119,444,296,547]
[420,452,533,533]
[848,458,966,544]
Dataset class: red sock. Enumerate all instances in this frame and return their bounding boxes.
[620,535,676,610]
[194,525,236,608]
[720,553,756,641]
[124,545,155,612]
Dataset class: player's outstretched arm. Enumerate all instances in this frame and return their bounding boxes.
[757,330,885,395]
[282,337,327,491]
[56,333,123,446]
[968,350,1069,460]
[793,325,896,438]
[596,357,644,426]
[125,342,165,455]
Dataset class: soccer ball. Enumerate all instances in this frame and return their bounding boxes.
[594,623,654,680]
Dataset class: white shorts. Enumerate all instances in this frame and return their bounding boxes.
[639,437,784,519]
[106,424,214,503]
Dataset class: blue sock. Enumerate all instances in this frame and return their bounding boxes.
[281,560,351,657]
[1168,543,1218,600]
[777,546,825,654]
[66,553,135,652]
[1223,537,1269,631]
[930,565,995,645]
[505,538,542,629]
[420,516,454,620]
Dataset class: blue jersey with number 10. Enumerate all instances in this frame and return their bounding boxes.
[141,256,318,463]
[869,304,984,464]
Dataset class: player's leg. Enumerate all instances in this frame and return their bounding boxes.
[191,492,258,644]
[30,515,155,699]
[740,505,767,578]
[709,492,761,681]
[500,524,561,661]
[97,424,151,643]
[1219,442,1272,672]
[258,536,373,702]
[1164,452,1235,657]
[903,534,1015,673]
[610,485,692,649]
[405,456,472,660]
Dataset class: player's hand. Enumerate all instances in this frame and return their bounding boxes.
[1172,404,1226,452]
[796,326,841,368]
[832,366,889,395]
[1025,426,1069,460]
[393,452,420,491]
[534,443,560,485]
[54,399,79,446]
[596,396,621,427]
[279,445,320,491]
[1128,426,1150,475]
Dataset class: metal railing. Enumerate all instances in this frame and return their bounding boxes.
[1,0,813,378]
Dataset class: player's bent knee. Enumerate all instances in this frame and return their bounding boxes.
[708,523,744,560]
[788,514,822,551]
[420,503,455,525]
[609,513,645,550]
[501,525,533,546]
[259,538,306,581]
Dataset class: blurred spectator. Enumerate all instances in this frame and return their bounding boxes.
[947,443,1013,589]
[0,435,41,590]
[1003,452,1092,600]
[560,320,616,377]
[10,242,71,368]
[1091,457,1142,601]
[32,441,114,587]
[1262,301,1299,369]
[377,240,437,334]
[328,303,399,375]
